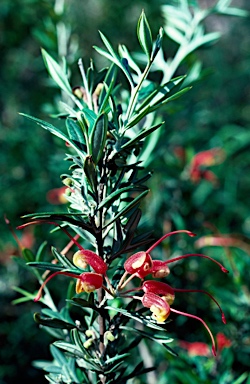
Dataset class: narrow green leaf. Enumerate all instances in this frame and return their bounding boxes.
[164,25,185,45]
[84,155,98,191]
[105,353,130,366]
[98,185,146,210]
[66,118,86,150]
[148,86,192,113]
[44,374,60,383]
[34,313,76,330]
[20,113,85,158]
[50,345,68,366]
[137,75,186,112]
[53,342,86,359]
[93,46,119,66]
[103,190,148,229]
[151,27,164,60]
[94,36,135,88]
[118,44,141,77]
[98,31,121,62]
[187,32,221,54]
[99,64,118,107]
[105,306,167,331]
[125,105,151,130]
[12,286,36,303]
[137,10,153,59]
[232,372,249,384]
[36,241,48,262]
[41,49,72,96]
[51,247,76,269]
[98,81,115,115]
[121,121,164,150]
[22,248,35,262]
[27,261,79,274]
[90,113,108,164]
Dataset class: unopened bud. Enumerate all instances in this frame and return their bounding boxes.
[105,331,115,342]
[62,178,74,187]
[83,339,93,349]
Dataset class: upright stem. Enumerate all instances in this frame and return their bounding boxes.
[96,178,107,383]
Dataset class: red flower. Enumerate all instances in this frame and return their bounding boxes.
[217,332,231,351]
[73,249,108,275]
[34,271,104,301]
[46,186,68,204]
[179,341,210,356]
[151,260,170,278]
[142,280,175,305]
[189,148,225,184]
[139,286,217,355]
[142,292,171,322]
[180,332,231,356]
[195,234,250,255]
[75,272,103,294]
[119,230,228,289]
[123,251,152,279]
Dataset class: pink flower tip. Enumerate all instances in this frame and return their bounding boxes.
[222,314,227,324]
[188,232,197,237]
[212,345,217,357]
[221,267,229,273]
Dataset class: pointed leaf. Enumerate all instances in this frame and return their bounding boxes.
[137,10,153,60]
[103,190,148,229]
[22,248,35,262]
[121,121,164,150]
[34,313,76,330]
[66,118,86,151]
[84,155,98,191]
[20,113,85,158]
[98,185,147,210]
[51,247,76,269]
[90,113,108,164]
[41,49,72,96]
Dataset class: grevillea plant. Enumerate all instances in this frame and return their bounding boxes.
[16,10,232,384]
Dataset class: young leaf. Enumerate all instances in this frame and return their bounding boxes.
[19,113,85,159]
[137,10,153,60]
[90,113,108,164]
[84,155,98,192]
[66,118,86,151]
[41,49,72,97]
[151,27,164,61]
[34,313,76,330]
[22,248,35,262]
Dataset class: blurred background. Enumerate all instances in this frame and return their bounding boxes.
[0,0,250,383]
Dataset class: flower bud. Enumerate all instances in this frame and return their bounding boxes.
[105,331,115,342]
[62,177,74,187]
[83,339,94,349]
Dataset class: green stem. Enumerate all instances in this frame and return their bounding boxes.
[124,60,152,124]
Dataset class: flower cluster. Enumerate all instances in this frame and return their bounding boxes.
[20,222,228,356]
[116,230,228,356]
